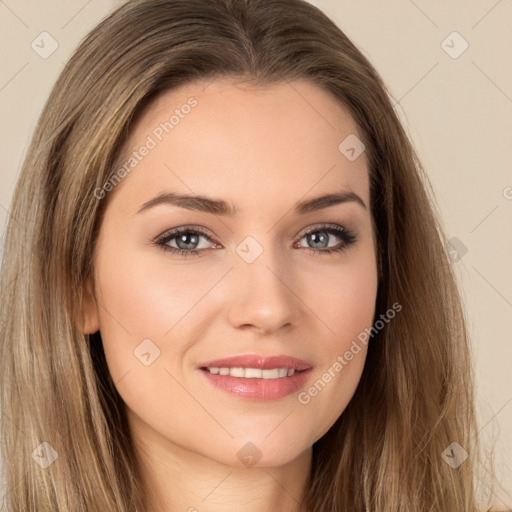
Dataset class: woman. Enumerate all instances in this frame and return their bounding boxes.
[0,0,496,510]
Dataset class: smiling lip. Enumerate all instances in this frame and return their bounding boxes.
[197,354,313,401]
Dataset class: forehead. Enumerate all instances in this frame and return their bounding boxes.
[110,77,370,216]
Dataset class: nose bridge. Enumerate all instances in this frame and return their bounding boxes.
[226,235,298,332]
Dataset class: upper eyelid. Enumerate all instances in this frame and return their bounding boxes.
[157,225,214,242]
[295,223,349,238]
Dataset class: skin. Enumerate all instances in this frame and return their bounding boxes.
[82,77,378,512]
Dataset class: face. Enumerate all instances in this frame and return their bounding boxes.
[82,77,378,468]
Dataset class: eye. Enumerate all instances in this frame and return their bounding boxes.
[294,224,357,256]
[154,226,218,258]
[153,223,358,258]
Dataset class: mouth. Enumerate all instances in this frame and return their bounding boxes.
[196,354,313,401]
[200,366,300,378]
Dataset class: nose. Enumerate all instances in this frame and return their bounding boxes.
[225,243,300,335]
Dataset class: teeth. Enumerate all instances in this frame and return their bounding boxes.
[245,368,262,378]
[205,367,297,378]
[230,367,245,377]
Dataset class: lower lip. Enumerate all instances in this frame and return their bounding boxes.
[198,368,313,401]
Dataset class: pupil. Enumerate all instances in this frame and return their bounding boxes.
[177,233,198,250]
[309,231,328,249]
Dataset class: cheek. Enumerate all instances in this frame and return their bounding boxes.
[94,242,219,341]
[92,247,216,431]
[296,256,377,431]
[304,253,378,349]
[93,240,226,390]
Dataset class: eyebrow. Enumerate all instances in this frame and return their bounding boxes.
[136,190,367,216]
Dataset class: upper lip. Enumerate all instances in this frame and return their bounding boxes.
[197,354,312,371]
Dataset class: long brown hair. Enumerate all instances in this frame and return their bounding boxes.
[0,0,496,510]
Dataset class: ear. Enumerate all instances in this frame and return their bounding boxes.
[81,275,100,335]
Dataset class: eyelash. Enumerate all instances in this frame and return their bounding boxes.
[153,224,358,258]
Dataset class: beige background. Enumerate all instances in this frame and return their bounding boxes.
[0,0,511,508]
